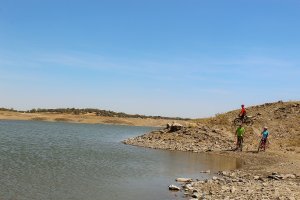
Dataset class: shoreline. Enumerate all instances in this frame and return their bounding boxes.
[124,131,300,199]
[0,110,189,127]
[123,101,300,199]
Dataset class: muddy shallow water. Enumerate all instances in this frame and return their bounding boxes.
[0,120,241,200]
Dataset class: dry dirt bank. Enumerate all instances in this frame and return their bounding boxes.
[0,111,189,127]
[124,101,300,199]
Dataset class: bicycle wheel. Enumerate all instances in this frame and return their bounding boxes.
[245,118,253,126]
[233,118,242,126]
[257,141,262,152]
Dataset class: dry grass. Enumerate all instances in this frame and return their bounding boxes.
[31,117,47,121]
[54,118,72,122]
[0,111,186,127]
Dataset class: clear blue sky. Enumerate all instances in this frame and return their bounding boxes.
[0,0,299,118]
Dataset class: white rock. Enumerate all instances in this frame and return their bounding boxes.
[176,178,192,182]
[200,170,211,173]
[168,185,180,191]
[184,184,194,191]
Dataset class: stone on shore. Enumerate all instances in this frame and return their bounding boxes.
[168,184,180,191]
[167,122,183,132]
[200,170,211,173]
[176,178,192,182]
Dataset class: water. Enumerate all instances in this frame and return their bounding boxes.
[0,120,241,200]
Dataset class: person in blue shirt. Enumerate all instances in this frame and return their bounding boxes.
[260,127,269,151]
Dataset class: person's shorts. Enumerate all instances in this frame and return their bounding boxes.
[261,138,267,144]
[237,136,243,142]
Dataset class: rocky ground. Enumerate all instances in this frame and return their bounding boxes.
[177,170,300,200]
[123,101,300,199]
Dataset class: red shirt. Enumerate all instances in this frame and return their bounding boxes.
[240,107,246,115]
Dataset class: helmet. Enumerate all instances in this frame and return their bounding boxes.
[264,126,268,130]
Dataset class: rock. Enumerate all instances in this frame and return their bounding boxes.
[168,185,180,191]
[283,174,296,179]
[184,184,194,190]
[192,192,200,198]
[212,176,218,181]
[254,176,260,180]
[205,179,213,184]
[168,122,183,132]
[262,182,268,187]
[268,174,282,180]
[221,186,229,190]
[200,170,211,173]
[230,186,237,193]
[221,171,230,176]
[166,123,172,129]
[176,178,192,182]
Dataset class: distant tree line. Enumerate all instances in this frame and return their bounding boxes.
[0,107,189,120]
[0,108,18,112]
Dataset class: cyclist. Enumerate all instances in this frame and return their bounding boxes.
[239,104,247,121]
[260,127,269,150]
[235,124,245,151]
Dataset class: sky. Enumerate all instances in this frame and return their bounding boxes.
[0,0,300,118]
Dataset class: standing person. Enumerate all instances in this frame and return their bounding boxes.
[239,104,247,121]
[260,127,269,151]
[235,124,245,151]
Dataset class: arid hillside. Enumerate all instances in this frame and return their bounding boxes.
[124,101,300,153]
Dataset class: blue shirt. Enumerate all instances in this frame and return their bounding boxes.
[262,130,269,139]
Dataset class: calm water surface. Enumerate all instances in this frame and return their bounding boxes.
[0,120,240,200]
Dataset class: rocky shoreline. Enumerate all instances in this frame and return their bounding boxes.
[124,127,300,199]
[123,125,235,152]
[173,170,299,200]
[123,101,300,199]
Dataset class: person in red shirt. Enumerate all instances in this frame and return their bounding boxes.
[239,104,246,121]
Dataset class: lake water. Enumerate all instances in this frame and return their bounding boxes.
[0,120,241,200]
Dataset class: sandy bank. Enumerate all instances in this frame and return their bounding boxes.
[0,110,189,127]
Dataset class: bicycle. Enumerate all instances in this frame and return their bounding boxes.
[257,138,268,152]
[233,116,254,126]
